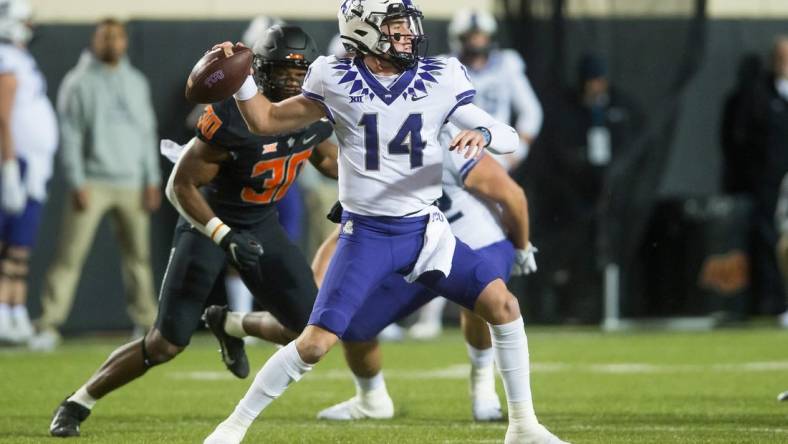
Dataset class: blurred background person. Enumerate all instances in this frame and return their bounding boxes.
[409,8,543,340]
[735,36,788,320]
[528,53,643,323]
[29,18,160,351]
[0,0,58,344]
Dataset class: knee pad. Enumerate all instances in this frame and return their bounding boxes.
[1,251,29,283]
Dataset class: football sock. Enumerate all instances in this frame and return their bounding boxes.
[68,386,97,410]
[467,343,496,395]
[490,317,538,428]
[354,372,385,396]
[224,312,247,339]
[225,275,253,313]
[227,341,313,428]
[466,343,494,369]
[0,303,10,327]
[416,297,447,325]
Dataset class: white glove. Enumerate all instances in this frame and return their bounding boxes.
[2,159,27,214]
[512,243,538,276]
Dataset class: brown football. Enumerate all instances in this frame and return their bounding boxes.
[185,45,254,104]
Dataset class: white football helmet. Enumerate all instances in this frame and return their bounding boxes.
[241,15,284,48]
[448,8,497,55]
[0,0,32,45]
[337,0,425,69]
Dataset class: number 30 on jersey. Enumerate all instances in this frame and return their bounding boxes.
[241,149,313,204]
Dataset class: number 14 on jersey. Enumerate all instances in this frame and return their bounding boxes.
[359,113,425,170]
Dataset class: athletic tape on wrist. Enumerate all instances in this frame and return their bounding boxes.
[206,217,231,245]
[233,75,258,101]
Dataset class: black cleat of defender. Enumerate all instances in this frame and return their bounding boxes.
[203,305,250,379]
[50,398,91,437]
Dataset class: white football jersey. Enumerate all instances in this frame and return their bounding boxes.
[0,43,58,199]
[302,55,475,217]
[439,128,507,250]
[462,49,542,167]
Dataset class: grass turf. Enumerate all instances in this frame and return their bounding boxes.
[1,327,787,443]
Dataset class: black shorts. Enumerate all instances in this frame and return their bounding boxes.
[155,213,317,346]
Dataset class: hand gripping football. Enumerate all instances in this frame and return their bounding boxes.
[185,45,253,104]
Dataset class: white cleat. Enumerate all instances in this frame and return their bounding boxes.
[28,329,61,352]
[317,389,394,420]
[779,310,788,329]
[377,324,405,342]
[472,393,503,421]
[504,423,570,444]
[469,364,502,421]
[408,321,441,340]
[12,316,35,344]
[778,390,788,402]
[0,319,14,344]
[204,419,248,444]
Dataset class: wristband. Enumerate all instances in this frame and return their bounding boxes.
[233,75,258,101]
[206,217,231,245]
[475,127,492,147]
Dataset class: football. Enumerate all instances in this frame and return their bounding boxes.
[185,45,253,104]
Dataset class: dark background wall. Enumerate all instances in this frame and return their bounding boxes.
[25,17,787,332]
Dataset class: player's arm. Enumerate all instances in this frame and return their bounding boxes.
[166,138,227,228]
[463,154,538,274]
[448,103,519,157]
[0,72,27,214]
[463,155,529,249]
[510,60,543,146]
[308,139,339,180]
[235,90,325,136]
[0,73,17,162]
[166,138,263,269]
[211,42,325,135]
[311,225,341,287]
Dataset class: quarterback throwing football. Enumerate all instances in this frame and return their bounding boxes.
[206,2,567,443]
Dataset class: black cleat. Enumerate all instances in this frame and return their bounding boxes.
[203,305,250,379]
[50,398,91,437]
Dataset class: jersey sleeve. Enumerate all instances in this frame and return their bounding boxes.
[0,46,17,75]
[503,50,543,138]
[443,57,478,123]
[301,56,336,123]
[194,101,235,148]
[310,119,335,146]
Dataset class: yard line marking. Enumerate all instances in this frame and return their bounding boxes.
[562,424,788,434]
[168,360,788,382]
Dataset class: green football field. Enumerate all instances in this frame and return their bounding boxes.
[1,327,787,443]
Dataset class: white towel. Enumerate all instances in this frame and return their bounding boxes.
[404,206,457,283]
[160,137,197,164]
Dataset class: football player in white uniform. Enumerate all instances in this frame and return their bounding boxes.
[409,8,545,339]
[0,0,58,343]
[448,8,543,169]
[312,133,537,422]
[205,1,566,443]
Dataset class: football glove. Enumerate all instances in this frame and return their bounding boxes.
[219,230,264,271]
[1,159,26,214]
[512,243,538,276]
[326,200,344,224]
